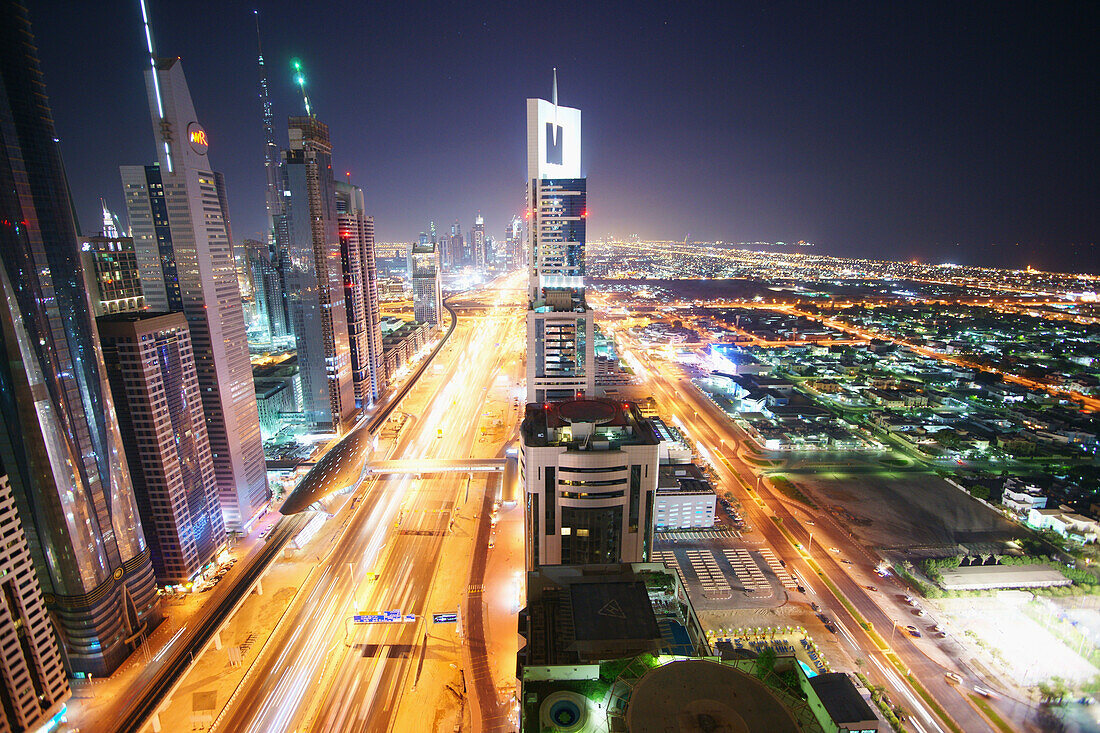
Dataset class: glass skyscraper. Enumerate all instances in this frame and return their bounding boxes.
[0,1,160,675]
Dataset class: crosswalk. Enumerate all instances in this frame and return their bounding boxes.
[685,550,732,599]
[655,528,740,541]
[724,549,769,593]
[759,548,798,590]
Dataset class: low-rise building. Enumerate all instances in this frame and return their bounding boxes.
[656,463,717,530]
[1001,479,1047,516]
[1028,507,1100,544]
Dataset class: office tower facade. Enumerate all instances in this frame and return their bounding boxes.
[525,73,596,402]
[336,181,384,405]
[81,233,145,315]
[411,239,443,330]
[507,215,524,270]
[99,313,226,584]
[245,238,289,345]
[121,39,268,530]
[448,221,465,269]
[0,2,160,675]
[0,470,70,731]
[520,399,658,568]
[276,116,356,432]
[472,211,486,269]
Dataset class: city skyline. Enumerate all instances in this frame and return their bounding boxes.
[29,0,1100,274]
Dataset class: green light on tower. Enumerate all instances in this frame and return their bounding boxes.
[292,59,312,117]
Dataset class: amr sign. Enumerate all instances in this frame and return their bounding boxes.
[187,122,208,155]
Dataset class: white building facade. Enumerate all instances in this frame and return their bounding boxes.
[121,56,268,530]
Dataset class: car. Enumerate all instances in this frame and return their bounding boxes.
[905,625,921,638]
[828,547,840,553]
[796,585,806,593]
[863,585,877,592]
[488,538,495,549]
[934,631,947,638]
[840,559,852,565]
[810,602,819,612]
[928,624,942,632]
[944,672,963,685]
[912,609,926,617]
[973,685,995,698]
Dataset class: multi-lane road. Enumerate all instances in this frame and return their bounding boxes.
[212,274,525,732]
[617,333,1010,733]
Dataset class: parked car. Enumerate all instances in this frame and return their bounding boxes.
[944,672,963,685]
[906,625,921,638]
[973,685,995,698]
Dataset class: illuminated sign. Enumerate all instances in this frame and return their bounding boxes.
[187,122,209,155]
[353,609,415,624]
[432,612,458,624]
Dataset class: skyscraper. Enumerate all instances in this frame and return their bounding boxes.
[121,4,268,531]
[0,468,70,730]
[472,211,486,269]
[276,115,357,432]
[337,181,384,406]
[448,221,465,270]
[80,230,145,316]
[245,238,290,345]
[411,238,443,331]
[0,1,160,674]
[525,71,596,402]
[506,214,524,270]
[99,312,226,584]
[520,399,658,568]
[255,10,281,247]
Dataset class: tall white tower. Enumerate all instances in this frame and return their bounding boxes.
[525,70,596,403]
[121,1,269,530]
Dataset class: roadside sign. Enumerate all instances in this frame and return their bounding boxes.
[354,609,405,624]
[433,612,458,624]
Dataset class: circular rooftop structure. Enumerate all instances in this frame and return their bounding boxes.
[625,659,801,733]
[556,399,619,425]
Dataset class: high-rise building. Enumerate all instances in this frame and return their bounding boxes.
[336,181,385,405]
[411,238,443,331]
[80,231,145,315]
[0,468,70,731]
[99,312,226,584]
[525,71,596,402]
[245,238,290,345]
[276,115,357,432]
[448,221,465,270]
[0,1,160,675]
[472,211,486,269]
[254,10,281,247]
[506,214,524,270]
[121,8,268,531]
[519,399,658,568]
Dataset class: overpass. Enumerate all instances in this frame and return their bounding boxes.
[363,458,506,475]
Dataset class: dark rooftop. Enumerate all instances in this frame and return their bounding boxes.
[569,581,659,642]
[809,672,877,725]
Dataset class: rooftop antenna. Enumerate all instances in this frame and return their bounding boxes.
[292,59,312,117]
[138,0,173,172]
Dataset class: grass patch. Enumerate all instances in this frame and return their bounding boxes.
[769,476,817,508]
[968,694,1014,733]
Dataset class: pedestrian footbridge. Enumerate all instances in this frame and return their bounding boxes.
[363,458,507,474]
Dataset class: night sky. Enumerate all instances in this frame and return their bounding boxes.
[30,1,1100,274]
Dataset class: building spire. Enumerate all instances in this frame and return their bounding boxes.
[552,67,558,108]
[138,0,172,172]
[292,59,313,117]
[256,9,280,241]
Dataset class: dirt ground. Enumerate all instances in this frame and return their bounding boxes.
[790,472,1026,556]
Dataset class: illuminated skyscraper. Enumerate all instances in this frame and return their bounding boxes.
[411,238,443,330]
[472,211,486,269]
[80,231,145,316]
[337,181,384,405]
[246,238,289,345]
[276,115,357,431]
[525,71,596,402]
[99,312,226,584]
[0,1,159,674]
[121,3,269,530]
[0,469,70,730]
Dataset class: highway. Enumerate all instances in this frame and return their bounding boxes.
[212,273,526,733]
[619,336,1003,733]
